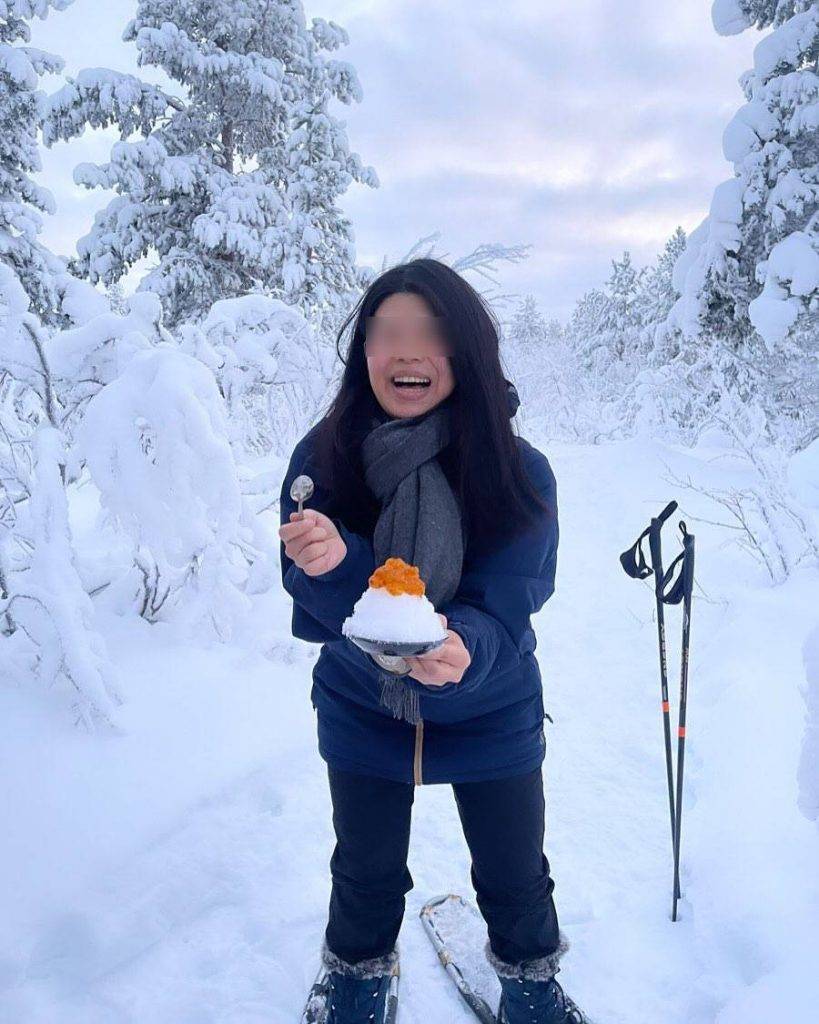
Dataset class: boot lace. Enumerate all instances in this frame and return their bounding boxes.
[326,970,387,1023]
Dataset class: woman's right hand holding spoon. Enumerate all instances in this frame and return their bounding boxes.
[279,509,348,576]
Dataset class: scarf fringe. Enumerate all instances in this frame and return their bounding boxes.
[377,669,421,724]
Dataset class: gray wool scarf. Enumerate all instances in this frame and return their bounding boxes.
[359,381,520,724]
[360,399,463,724]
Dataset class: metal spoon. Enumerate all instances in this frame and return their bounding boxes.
[289,474,314,518]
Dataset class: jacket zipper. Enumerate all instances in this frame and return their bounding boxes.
[413,719,424,786]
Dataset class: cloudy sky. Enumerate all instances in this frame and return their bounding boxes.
[30,0,758,322]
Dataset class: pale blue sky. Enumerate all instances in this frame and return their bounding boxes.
[31,0,758,321]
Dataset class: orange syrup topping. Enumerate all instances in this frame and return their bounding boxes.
[368,557,425,597]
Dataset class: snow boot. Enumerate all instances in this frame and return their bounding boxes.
[321,941,399,1024]
[486,937,592,1024]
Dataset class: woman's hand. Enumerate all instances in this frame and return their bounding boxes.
[405,613,471,687]
[279,509,348,576]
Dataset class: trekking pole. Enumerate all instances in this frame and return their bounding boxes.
[657,520,695,921]
[619,500,680,901]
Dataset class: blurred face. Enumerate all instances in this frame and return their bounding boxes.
[364,292,455,419]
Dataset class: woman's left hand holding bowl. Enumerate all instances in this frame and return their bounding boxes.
[405,613,471,687]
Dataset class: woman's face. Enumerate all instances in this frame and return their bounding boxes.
[365,292,456,419]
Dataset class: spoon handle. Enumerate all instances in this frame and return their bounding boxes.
[289,473,314,520]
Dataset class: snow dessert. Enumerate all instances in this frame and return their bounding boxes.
[342,557,448,644]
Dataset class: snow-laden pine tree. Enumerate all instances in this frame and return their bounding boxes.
[505,294,547,358]
[44,1,377,328]
[634,227,688,334]
[668,0,818,350]
[0,0,73,323]
[571,251,646,393]
[502,295,553,428]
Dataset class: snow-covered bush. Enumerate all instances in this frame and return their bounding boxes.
[3,424,125,730]
[0,264,123,731]
[73,344,260,641]
[45,288,171,442]
[664,390,819,581]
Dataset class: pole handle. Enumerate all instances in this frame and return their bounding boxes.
[619,500,678,581]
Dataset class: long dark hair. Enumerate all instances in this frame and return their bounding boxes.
[313,258,553,553]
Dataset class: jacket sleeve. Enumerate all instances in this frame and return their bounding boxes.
[279,437,376,643]
[417,451,559,702]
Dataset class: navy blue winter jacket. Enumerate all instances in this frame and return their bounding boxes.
[279,421,559,785]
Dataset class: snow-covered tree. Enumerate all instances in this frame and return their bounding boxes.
[177,292,333,458]
[505,294,547,358]
[634,226,688,335]
[503,298,562,431]
[503,295,550,416]
[0,0,73,323]
[44,1,378,328]
[574,252,646,373]
[567,286,608,352]
[558,251,651,434]
[668,0,818,348]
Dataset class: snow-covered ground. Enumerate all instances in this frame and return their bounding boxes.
[1,434,817,1023]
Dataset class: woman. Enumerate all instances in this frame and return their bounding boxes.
[278,259,591,1024]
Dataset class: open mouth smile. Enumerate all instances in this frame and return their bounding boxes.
[391,374,431,389]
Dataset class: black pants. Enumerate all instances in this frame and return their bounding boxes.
[325,764,560,965]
